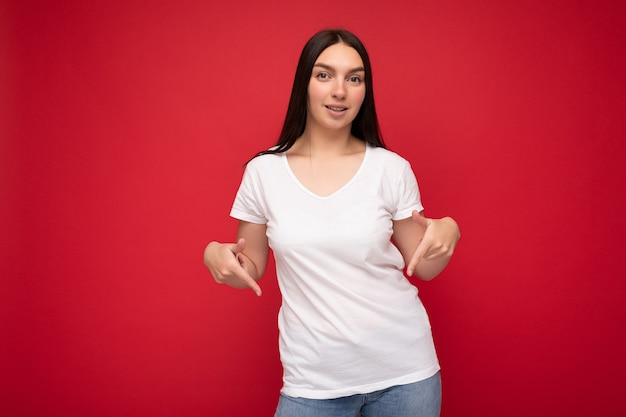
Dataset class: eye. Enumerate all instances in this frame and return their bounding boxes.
[316,72,331,80]
[348,75,362,84]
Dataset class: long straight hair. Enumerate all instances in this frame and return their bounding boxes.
[253,29,385,159]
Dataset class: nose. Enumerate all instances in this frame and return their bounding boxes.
[331,80,346,99]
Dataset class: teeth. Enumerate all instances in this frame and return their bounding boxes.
[326,106,346,112]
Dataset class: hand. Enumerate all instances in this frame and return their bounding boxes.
[204,239,262,296]
[406,212,460,276]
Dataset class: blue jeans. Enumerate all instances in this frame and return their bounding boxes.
[274,372,442,417]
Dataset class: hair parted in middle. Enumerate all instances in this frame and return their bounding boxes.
[254,28,385,159]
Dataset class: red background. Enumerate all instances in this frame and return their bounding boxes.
[2,0,626,416]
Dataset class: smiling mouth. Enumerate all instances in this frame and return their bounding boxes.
[325,105,347,112]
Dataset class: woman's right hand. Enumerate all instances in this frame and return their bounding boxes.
[203,239,262,296]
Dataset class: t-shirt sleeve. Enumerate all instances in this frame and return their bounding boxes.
[229,164,268,224]
[392,160,424,220]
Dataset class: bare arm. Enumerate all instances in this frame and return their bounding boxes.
[392,211,460,281]
[203,220,269,296]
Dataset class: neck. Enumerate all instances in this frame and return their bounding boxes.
[297,125,357,157]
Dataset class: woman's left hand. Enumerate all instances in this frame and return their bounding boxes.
[406,212,460,276]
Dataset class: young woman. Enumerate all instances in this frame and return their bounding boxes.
[204,29,460,417]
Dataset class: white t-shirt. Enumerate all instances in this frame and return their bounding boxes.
[230,144,440,399]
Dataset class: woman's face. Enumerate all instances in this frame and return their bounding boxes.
[306,43,366,133]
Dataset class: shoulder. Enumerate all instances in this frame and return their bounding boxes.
[245,151,284,172]
[367,145,412,169]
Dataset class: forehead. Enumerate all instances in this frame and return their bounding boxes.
[315,43,364,69]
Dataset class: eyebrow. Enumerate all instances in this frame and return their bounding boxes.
[313,63,365,73]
